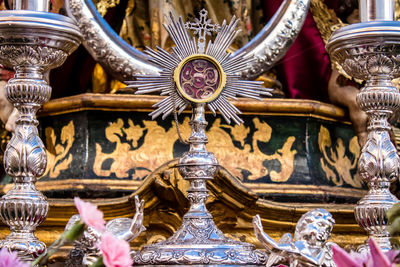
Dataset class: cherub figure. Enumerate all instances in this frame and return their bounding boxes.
[253,208,336,267]
[65,196,145,266]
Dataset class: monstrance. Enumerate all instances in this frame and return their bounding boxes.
[128,9,270,266]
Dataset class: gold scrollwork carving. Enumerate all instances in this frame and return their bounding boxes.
[43,120,75,178]
[93,0,121,17]
[94,118,297,182]
[318,125,361,187]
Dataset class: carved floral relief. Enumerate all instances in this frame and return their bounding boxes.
[43,120,75,178]
[318,125,361,187]
[93,117,297,182]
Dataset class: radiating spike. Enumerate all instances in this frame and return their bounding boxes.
[191,37,198,54]
[178,102,188,114]
[226,83,263,93]
[212,100,230,124]
[212,17,239,60]
[221,54,248,71]
[205,40,213,55]
[207,103,216,115]
[178,17,194,55]
[215,98,233,119]
[171,47,184,61]
[173,18,189,57]
[223,61,253,73]
[133,79,170,84]
[156,47,180,64]
[167,25,186,57]
[218,52,231,66]
[214,27,239,61]
[165,18,187,58]
[147,53,177,70]
[145,47,179,68]
[210,19,231,57]
[220,87,237,99]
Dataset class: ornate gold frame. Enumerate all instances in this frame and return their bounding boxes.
[173,54,226,103]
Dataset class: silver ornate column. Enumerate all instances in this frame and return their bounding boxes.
[327,10,400,250]
[0,11,81,261]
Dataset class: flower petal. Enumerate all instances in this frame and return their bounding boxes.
[332,244,362,267]
[368,238,392,267]
[74,197,106,232]
[0,248,29,267]
[99,232,133,267]
[385,250,400,263]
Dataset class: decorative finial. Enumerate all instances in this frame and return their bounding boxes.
[185,9,220,53]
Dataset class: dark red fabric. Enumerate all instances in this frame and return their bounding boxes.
[263,0,332,102]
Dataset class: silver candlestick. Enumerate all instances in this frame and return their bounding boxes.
[13,0,49,12]
[0,11,81,261]
[128,9,270,265]
[327,0,400,251]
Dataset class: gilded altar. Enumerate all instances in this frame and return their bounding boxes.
[2,0,400,264]
[0,93,367,261]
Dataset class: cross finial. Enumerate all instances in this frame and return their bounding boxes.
[185,9,220,53]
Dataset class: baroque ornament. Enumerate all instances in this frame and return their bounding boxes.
[128,9,269,265]
[0,11,82,262]
[254,209,337,267]
[327,21,400,251]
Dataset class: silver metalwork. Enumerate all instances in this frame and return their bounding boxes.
[233,0,310,80]
[65,196,145,267]
[127,10,271,125]
[185,9,220,54]
[65,0,309,82]
[359,0,394,22]
[0,11,81,261]
[13,0,49,11]
[129,9,269,265]
[253,209,336,267]
[327,19,400,251]
[65,0,160,81]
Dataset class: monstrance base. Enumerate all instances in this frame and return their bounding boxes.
[134,243,266,266]
[133,217,267,266]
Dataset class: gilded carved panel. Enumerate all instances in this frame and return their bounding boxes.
[32,110,363,203]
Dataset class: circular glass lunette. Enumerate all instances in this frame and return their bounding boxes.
[174,54,226,103]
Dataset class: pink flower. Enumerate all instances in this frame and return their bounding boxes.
[332,238,399,267]
[99,232,133,267]
[74,197,106,232]
[0,248,29,267]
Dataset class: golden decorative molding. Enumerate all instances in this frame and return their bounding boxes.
[39,93,349,123]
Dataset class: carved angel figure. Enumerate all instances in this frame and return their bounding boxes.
[253,208,336,267]
[65,196,145,266]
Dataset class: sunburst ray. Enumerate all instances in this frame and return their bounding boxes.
[127,8,272,125]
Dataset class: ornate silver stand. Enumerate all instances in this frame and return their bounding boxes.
[134,104,266,265]
[327,21,400,251]
[127,7,297,264]
[0,11,81,261]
